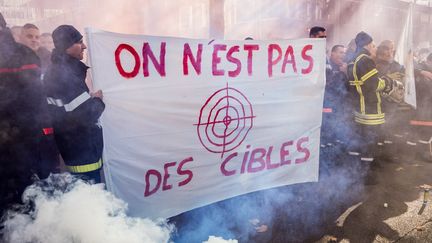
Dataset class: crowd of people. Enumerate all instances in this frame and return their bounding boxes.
[315,25,432,183]
[0,13,431,222]
[0,13,105,216]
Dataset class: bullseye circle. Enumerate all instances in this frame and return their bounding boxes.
[195,85,255,156]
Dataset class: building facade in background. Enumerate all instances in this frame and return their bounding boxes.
[0,0,430,48]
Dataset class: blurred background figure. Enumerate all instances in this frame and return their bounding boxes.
[375,39,406,157]
[321,44,349,175]
[20,23,51,74]
[376,40,403,75]
[20,23,40,52]
[410,53,432,161]
[0,12,58,214]
[41,32,55,52]
[309,26,326,38]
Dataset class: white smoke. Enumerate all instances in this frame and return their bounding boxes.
[203,236,238,243]
[1,173,172,243]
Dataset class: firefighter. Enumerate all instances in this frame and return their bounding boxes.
[321,45,350,174]
[375,40,407,158]
[346,32,400,164]
[410,53,432,161]
[19,23,52,75]
[0,13,57,213]
[44,25,105,183]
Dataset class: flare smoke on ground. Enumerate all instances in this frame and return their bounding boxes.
[1,173,172,243]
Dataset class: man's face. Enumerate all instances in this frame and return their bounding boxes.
[330,47,346,65]
[66,39,86,60]
[377,42,395,63]
[20,27,40,52]
[40,35,55,51]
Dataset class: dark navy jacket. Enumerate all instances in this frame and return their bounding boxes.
[322,59,350,142]
[1,27,57,209]
[44,51,105,168]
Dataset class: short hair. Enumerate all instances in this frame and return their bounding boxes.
[379,40,394,48]
[309,26,326,37]
[331,45,344,53]
[22,23,39,30]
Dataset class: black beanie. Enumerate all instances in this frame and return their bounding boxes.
[52,25,83,51]
[355,31,373,50]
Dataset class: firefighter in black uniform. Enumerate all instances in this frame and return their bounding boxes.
[375,40,406,157]
[346,32,398,164]
[44,25,105,183]
[0,13,58,213]
[321,45,351,175]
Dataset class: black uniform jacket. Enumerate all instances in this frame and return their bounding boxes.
[44,51,105,168]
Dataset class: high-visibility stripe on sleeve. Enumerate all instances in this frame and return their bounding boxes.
[377,78,386,91]
[47,97,64,107]
[66,159,102,173]
[47,92,91,112]
[360,68,378,82]
[64,92,91,112]
[0,64,39,73]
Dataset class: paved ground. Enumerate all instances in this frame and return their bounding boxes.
[317,152,432,243]
[171,144,432,243]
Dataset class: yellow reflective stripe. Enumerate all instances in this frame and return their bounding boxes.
[355,84,365,114]
[354,111,385,119]
[353,55,363,82]
[360,68,378,82]
[377,78,386,91]
[376,91,382,114]
[353,54,368,114]
[67,159,102,173]
[349,80,364,85]
[355,117,385,125]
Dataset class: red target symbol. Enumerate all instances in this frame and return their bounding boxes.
[195,84,255,157]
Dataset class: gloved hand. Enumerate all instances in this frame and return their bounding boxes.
[382,79,404,103]
[387,72,404,82]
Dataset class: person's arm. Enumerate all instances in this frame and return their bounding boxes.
[358,57,392,94]
[66,91,105,125]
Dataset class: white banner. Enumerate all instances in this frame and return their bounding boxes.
[395,2,416,108]
[86,28,326,219]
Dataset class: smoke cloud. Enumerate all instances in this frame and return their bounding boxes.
[1,173,172,243]
[203,236,238,243]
